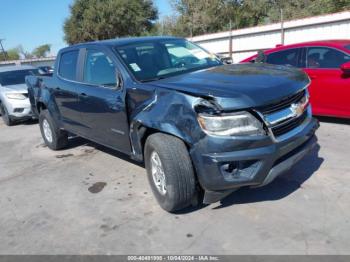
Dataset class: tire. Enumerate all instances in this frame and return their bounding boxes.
[144,133,196,212]
[0,102,14,126]
[39,109,68,150]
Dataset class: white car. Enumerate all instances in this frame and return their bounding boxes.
[0,65,39,126]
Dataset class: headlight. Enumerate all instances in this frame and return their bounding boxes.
[197,111,265,136]
[6,93,26,100]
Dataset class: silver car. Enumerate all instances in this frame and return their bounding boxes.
[0,65,39,126]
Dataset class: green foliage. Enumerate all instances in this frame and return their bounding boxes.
[163,0,350,37]
[0,44,51,62]
[7,48,20,60]
[0,47,21,61]
[32,44,51,58]
[265,0,350,23]
[64,0,158,44]
[17,45,34,59]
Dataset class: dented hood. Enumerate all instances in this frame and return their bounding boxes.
[152,63,310,110]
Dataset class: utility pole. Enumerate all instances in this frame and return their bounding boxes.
[0,39,8,60]
[229,19,233,59]
[280,8,285,45]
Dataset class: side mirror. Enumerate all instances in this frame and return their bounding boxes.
[216,54,233,64]
[340,61,350,74]
[221,57,233,64]
[255,50,266,63]
[115,71,123,90]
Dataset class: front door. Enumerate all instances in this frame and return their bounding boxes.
[76,48,131,154]
[303,47,350,118]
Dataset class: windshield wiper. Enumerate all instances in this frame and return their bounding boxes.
[140,76,166,83]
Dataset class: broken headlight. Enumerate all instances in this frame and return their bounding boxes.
[197,111,265,136]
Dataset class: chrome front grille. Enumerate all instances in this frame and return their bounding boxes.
[260,89,306,115]
[271,111,308,137]
[259,89,309,138]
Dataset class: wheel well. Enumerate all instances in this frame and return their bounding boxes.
[139,126,191,158]
[36,102,47,113]
[140,126,157,155]
[139,126,202,194]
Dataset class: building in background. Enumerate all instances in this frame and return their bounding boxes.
[0,56,55,68]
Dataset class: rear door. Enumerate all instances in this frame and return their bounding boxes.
[76,47,131,154]
[303,46,350,118]
[54,49,85,133]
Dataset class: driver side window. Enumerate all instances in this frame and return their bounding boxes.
[83,50,116,87]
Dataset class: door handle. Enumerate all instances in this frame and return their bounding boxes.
[55,87,61,90]
[80,92,88,97]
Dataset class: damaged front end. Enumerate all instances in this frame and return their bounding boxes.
[189,90,318,204]
[127,84,318,205]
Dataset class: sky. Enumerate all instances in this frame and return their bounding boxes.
[0,0,172,56]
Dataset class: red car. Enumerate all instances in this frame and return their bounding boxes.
[241,40,350,119]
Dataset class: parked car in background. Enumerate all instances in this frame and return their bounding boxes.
[27,36,318,212]
[38,66,54,75]
[241,40,350,119]
[0,65,39,126]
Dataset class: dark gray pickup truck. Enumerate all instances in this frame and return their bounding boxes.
[26,36,319,212]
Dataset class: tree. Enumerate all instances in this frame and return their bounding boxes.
[5,48,20,60]
[63,0,158,44]
[171,0,234,36]
[164,0,350,37]
[267,0,350,23]
[17,45,34,59]
[154,15,188,37]
[32,44,51,58]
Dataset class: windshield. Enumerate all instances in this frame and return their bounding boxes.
[0,69,39,86]
[115,39,222,82]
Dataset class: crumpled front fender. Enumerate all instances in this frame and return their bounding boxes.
[128,88,204,161]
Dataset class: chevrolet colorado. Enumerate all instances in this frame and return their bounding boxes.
[26,37,319,212]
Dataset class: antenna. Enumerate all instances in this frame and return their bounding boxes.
[0,39,8,60]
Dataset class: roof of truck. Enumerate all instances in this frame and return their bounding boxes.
[60,36,183,52]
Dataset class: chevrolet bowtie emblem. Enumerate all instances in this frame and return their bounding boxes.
[290,103,305,118]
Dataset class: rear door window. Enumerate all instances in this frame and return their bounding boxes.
[306,47,350,69]
[58,50,79,81]
[266,48,300,67]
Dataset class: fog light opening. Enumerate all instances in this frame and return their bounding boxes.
[221,162,239,176]
[220,160,262,182]
[14,108,24,113]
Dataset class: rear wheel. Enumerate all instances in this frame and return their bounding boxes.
[39,109,68,150]
[144,133,196,212]
[0,102,14,126]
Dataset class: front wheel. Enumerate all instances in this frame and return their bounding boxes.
[144,133,196,212]
[0,102,14,126]
[39,110,68,150]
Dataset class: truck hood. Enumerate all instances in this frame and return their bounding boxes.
[151,63,310,110]
[1,83,28,93]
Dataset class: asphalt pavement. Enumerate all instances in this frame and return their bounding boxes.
[0,117,349,255]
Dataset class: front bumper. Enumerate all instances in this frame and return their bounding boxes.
[190,115,319,203]
[3,97,34,120]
